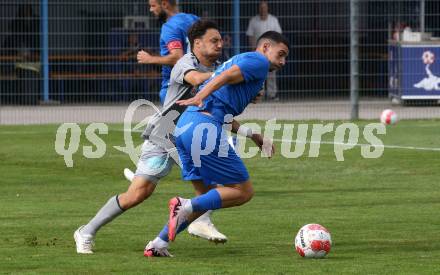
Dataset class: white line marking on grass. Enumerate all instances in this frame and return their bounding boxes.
[272,138,440,152]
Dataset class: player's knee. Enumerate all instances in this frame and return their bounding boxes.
[242,187,254,203]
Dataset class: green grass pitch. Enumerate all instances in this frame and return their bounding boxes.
[1,120,440,274]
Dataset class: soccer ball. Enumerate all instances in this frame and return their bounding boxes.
[294,224,332,259]
[380,109,398,125]
[422,51,435,65]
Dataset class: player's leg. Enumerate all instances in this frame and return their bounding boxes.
[74,176,156,254]
[124,166,228,243]
[202,181,254,208]
[145,180,228,257]
[146,111,237,256]
[187,180,227,243]
[144,135,223,257]
[118,176,157,209]
[147,111,235,255]
[168,114,253,242]
[74,141,172,254]
[144,139,201,257]
[168,180,253,242]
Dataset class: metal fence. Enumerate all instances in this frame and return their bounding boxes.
[1,0,440,124]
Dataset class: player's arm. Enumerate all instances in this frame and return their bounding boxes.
[177,65,244,107]
[183,71,213,86]
[137,48,183,66]
[231,119,275,158]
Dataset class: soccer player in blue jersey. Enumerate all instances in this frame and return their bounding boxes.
[74,20,229,255]
[144,31,289,256]
[137,0,199,104]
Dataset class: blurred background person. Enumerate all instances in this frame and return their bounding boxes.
[246,1,282,101]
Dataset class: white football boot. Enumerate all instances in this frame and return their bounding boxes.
[144,241,173,257]
[188,211,227,243]
[74,225,95,254]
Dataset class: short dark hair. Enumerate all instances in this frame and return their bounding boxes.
[159,0,177,6]
[188,20,219,50]
[156,0,177,7]
[256,31,290,50]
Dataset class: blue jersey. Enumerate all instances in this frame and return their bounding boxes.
[160,13,199,87]
[188,52,270,122]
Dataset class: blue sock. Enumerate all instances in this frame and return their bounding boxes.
[158,221,189,242]
[157,189,222,242]
[191,189,222,212]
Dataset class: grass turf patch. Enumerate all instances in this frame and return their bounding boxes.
[0,121,439,274]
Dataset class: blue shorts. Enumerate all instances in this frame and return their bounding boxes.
[175,111,249,186]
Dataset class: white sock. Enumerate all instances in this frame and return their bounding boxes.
[182,198,193,215]
[152,237,168,248]
[81,195,124,236]
[194,210,212,223]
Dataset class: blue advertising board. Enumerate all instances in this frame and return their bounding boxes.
[389,42,440,100]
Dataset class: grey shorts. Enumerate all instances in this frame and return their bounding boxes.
[134,140,174,184]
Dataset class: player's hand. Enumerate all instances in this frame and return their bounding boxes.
[137,50,152,64]
[176,95,204,107]
[250,134,275,158]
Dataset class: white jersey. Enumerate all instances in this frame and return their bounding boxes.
[246,14,282,40]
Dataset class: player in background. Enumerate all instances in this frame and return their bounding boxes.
[152,31,289,256]
[137,0,198,104]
